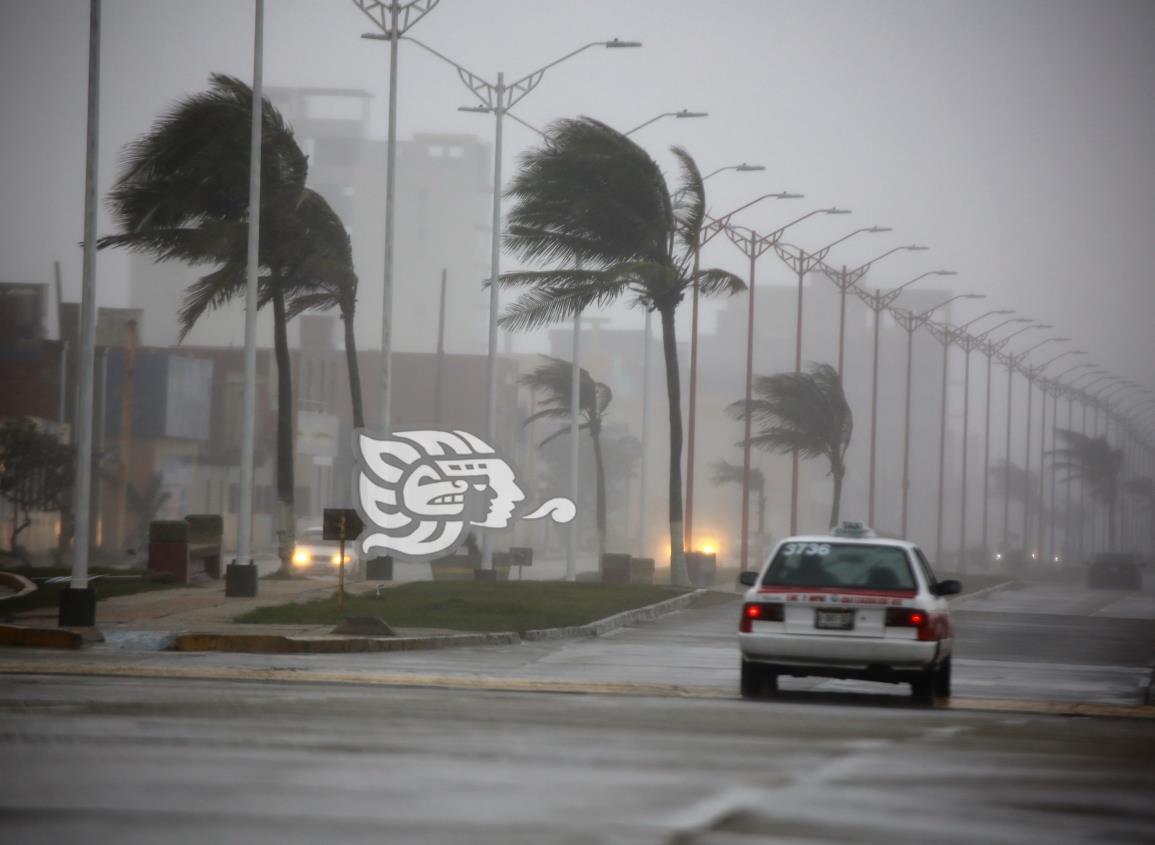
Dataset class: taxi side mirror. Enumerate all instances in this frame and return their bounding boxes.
[738,571,758,587]
[936,579,962,597]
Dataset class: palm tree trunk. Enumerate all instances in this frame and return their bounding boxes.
[829,466,844,530]
[1107,497,1117,551]
[271,282,296,575]
[659,306,688,586]
[590,426,607,562]
[757,485,766,537]
[342,310,365,429]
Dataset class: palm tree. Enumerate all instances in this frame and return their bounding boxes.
[520,356,613,560]
[712,459,767,540]
[124,472,172,553]
[499,118,746,585]
[728,363,853,529]
[1050,430,1124,550]
[99,74,361,571]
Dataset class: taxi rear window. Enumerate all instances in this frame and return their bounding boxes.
[762,542,915,591]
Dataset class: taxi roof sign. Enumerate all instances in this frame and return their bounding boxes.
[830,520,876,538]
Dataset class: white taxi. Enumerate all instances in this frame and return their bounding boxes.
[737,523,960,704]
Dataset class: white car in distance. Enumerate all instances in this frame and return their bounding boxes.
[737,523,960,704]
[292,526,362,579]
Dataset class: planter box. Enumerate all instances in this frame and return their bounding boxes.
[600,553,632,584]
[629,557,655,584]
[686,552,717,587]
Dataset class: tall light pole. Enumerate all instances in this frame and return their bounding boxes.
[684,189,801,556]
[641,161,762,559]
[1078,373,1114,556]
[776,223,900,533]
[1053,363,1095,560]
[355,0,440,433]
[819,244,927,376]
[852,270,954,526]
[890,293,982,541]
[60,0,102,627]
[403,35,641,573]
[721,207,848,567]
[1033,349,1085,559]
[950,309,1012,569]
[232,0,264,595]
[1008,335,1067,554]
[975,318,1030,558]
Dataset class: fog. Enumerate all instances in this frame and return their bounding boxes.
[2,0,1153,566]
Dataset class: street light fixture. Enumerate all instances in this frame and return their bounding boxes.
[820,244,929,376]
[624,109,708,135]
[403,34,641,576]
[852,269,953,526]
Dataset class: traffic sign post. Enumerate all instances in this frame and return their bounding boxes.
[323,508,364,612]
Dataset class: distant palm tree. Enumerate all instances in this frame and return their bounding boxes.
[1050,430,1124,550]
[711,459,767,540]
[124,472,172,552]
[520,356,613,560]
[99,74,361,570]
[499,118,746,585]
[728,363,853,529]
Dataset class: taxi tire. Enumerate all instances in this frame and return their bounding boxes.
[740,660,777,699]
[934,658,952,698]
[910,672,935,706]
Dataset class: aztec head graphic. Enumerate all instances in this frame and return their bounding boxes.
[354,429,575,560]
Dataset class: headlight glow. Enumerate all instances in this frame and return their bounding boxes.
[292,548,310,566]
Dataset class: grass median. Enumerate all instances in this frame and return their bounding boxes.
[235,581,692,633]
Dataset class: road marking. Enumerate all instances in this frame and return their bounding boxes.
[1,662,1152,720]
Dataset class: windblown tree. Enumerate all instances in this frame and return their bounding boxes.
[1050,430,1124,550]
[520,356,613,560]
[98,74,362,571]
[728,363,853,529]
[0,418,74,560]
[711,459,767,539]
[499,118,746,585]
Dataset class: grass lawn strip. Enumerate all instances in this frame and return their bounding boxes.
[236,581,691,633]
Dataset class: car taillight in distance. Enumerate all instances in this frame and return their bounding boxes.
[740,602,784,632]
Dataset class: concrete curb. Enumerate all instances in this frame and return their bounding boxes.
[0,624,83,650]
[948,580,1017,605]
[170,631,521,654]
[522,589,708,641]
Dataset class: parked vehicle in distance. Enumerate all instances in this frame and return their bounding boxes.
[1085,552,1143,590]
[738,522,960,705]
[292,527,362,578]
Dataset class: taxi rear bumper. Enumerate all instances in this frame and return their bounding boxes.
[739,631,947,676]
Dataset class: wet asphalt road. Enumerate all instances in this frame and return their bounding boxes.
[0,580,1152,844]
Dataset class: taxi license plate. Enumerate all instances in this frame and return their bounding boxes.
[815,609,854,630]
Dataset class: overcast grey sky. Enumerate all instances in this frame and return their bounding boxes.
[2,0,1154,404]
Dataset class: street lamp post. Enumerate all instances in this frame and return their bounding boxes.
[624,109,708,135]
[949,309,1013,569]
[819,244,926,376]
[775,223,900,533]
[684,188,801,557]
[402,35,641,573]
[1033,350,1086,559]
[60,0,102,627]
[1053,363,1095,560]
[975,318,1030,557]
[355,0,440,434]
[720,207,848,568]
[1078,374,1113,555]
[851,270,955,526]
[890,293,983,541]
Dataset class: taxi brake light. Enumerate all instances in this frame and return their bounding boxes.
[740,602,783,632]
